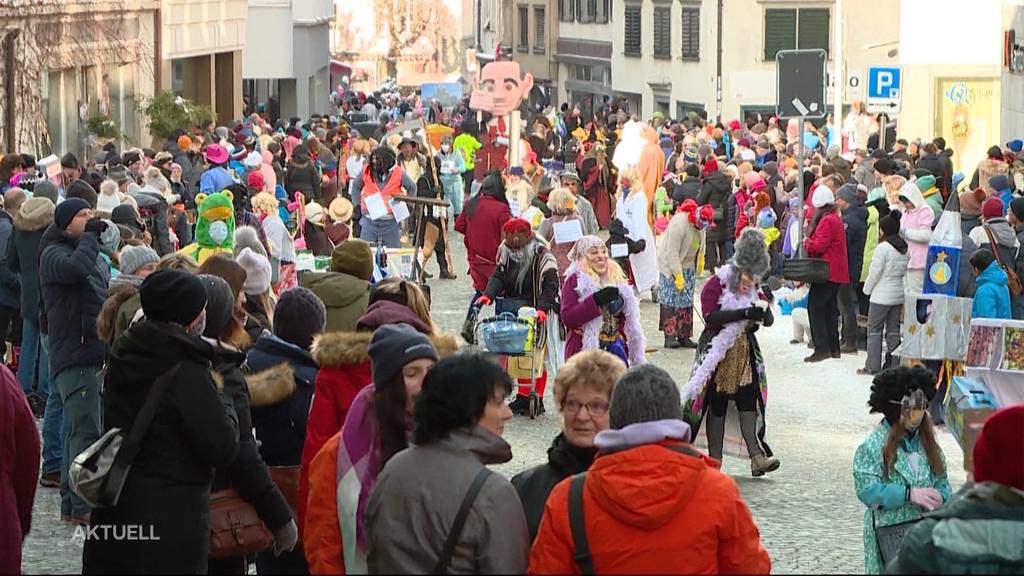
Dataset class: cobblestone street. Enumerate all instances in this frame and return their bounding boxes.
[23,237,967,574]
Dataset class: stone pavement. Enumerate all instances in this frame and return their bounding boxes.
[22,235,967,574]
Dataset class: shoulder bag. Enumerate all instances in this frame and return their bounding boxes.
[208,487,274,559]
[873,510,922,566]
[432,468,493,575]
[982,225,1023,297]
[69,362,182,509]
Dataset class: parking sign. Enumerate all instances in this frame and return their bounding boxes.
[866,66,901,113]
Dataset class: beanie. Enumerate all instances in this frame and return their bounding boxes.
[33,180,59,203]
[972,404,1024,490]
[234,225,268,259]
[120,245,160,275]
[199,253,247,298]
[502,218,532,235]
[140,269,207,326]
[915,174,937,192]
[330,239,374,280]
[247,170,265,191]
[1007,139,1023,153]
[198,274,235,340]
[879,211,901,238]
[873,158,895,176]
[609,364,682,429]
[98,219,120,254]
[989,174,1010,192]
[237,247,272,294]
[982,197,1005,220]
[1011,197,1024,222]
[66,180,98,209]
[836,183,860,206]
[366,323,438,387]
[273,287,326,349]
[111,204,144,232]
[811,185,835,208]
[177,135,192,151]
[702,157,719,176]
[18,197,55,226]
[54,197,91,231]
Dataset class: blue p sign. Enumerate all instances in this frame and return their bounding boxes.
[868,66,901,100]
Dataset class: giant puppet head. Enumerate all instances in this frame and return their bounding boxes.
[178,190,235,264]
[469,61,534,117]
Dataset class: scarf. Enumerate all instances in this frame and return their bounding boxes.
[566,263,646,366]
[497,238,557,297]
[681,265,759,402]
[594,419,692,451]
[336,385,381,571]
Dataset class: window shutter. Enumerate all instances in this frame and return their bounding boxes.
[798,8,830,53]
[518,6,529,50]
[561,0,574,22]
[598,0,610,23]
[681,7,699,58]
[624,5,642,55]
[764,8,796,60]
[653,6,671,56]
[535,7,546,49]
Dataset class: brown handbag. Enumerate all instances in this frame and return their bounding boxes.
[208,488,274,559]
[268,465,302,547]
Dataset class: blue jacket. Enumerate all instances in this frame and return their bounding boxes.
[972,261,1012,320]
[199,166,235,194]
[0,211,20,309]
[39,226,110,378]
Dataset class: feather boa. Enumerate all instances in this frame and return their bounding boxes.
[681,265,757,402]
[568,263,647,366]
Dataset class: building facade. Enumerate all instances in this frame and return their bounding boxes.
[1,0,158,157]
[505,0,558,109]
[159,0,248,128]
[554,0,615,118]
[244,0,333,121]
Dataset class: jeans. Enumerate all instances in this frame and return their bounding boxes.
[56,365,103,517]
[18,317,49,398]
[39,334,62,475]
[808,281,841,355]
[865,303,903,373]
[837,283,860,348]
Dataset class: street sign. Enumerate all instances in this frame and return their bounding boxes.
[847,70,863,102]
[776,49,827,119]
[866,65,902,113]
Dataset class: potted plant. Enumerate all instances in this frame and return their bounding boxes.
[138,90,215,144]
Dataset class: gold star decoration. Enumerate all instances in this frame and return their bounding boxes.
[909,324,918,335]
[926,325,936,338]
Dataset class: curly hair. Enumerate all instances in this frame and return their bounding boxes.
[729,227,770,287]
[413,353,512,445]
[553,349,625,410]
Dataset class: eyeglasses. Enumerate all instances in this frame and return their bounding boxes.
[563,399,609,416]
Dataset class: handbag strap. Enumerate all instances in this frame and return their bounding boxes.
[100,362,183,504]
[568,472,594,575]
[432,468,492,575]
[982,225,1013,272]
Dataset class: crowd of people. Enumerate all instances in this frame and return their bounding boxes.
[0,79,1022,575]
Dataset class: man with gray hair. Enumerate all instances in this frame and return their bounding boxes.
[528,364,771,574]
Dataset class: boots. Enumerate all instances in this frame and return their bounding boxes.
[678,337,698,349]
[705,413,726,461]
[664,335,682,349]
[750,454,781,477]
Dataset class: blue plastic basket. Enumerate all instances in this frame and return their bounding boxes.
[480,313,532,355]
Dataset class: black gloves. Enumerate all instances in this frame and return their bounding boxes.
[631,239,647,253]
[593,286,619,306]
[744,306,767,323]
[84,218,108,235]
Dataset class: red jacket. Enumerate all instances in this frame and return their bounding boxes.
[455,194,511,291]
[803,210,850,284]
[1,364,39,575]
[528,440,771,575]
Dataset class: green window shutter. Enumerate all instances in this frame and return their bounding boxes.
[764,8,796,60]
[625,6,642,55]
[798,8,830,53]
[653,6,671,56]
[681,7,699,58]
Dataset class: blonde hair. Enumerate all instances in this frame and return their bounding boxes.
[554,349,625,410]
[158,252,199,273]
[371,278,435,334]
[573,238,628,285]
[251,192,278,216]
[546,187,576,215]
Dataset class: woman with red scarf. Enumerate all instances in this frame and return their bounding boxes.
[657,200,713,349]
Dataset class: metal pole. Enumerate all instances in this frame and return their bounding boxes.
[833,0,843,150]
[715,0,724,123]
[796,117,805,253]
[476,0,482,51]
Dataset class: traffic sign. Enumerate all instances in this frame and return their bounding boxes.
[776,49,827,119]
[866,65,902,113]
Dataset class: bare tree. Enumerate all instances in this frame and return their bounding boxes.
[374,0,456,78]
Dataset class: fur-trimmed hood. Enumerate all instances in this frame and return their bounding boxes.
[245,362,296,407]
[14,197,55,232]
[311,329,460,367]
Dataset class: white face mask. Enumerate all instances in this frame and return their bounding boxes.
[209,220,229,246]
[441,145,451,153]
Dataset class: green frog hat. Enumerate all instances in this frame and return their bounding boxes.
[195,190,236,250]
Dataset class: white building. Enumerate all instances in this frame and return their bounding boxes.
[554,0,615,118]
[244,0,333,121]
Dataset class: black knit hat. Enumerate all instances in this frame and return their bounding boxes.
[867,366,936,425]
[140,269,207,327]
[66,180,98,209]
[367,323,438,387]
[53,198,91,231]
[198,275,234,339]
[879,210,902,238]
[273,287,326,350]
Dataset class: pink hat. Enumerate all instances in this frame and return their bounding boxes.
[261,149,273,165]
[204,144,229,165]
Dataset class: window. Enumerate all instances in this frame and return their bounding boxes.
[681,7,699,59]
[534,6,546,51]
[653,5,671,58]
[518,5,529,52]
[575,65,593,82]
[764,8,830,60]
[560,0,574,22]
[596,0,609,23]
[624,5,641,56]
[578,0,593,23]
[676,100,706,120]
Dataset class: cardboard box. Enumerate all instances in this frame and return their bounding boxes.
[946,376,998,472]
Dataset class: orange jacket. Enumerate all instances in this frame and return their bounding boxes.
[304,432,344,575]
[528,441,771,575]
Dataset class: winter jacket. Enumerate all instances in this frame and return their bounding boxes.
[39,227,109,378]
[132,188,175,256]
[861,205,882,283]
[199,165,236,195]
[366,426,529,574]
[0,364,39,576]
[286,158,322,202]
[302,220,335,257]
[299,271,371,334]
[863,240,910,306]
[455,194,512,291]
[511,433,596,543]
[209,343,293,537]
[803,211,850,284]
[672,178,701,205]
[916,153,947,197]
[885,482,1024,575]
[656,210,701,278]
[698,171,736,243]
[971,261,1011,320]
[968,219,1019,269]
[6,205,51,325]
[246,334,319,467]
[82,320,239,574]
[842,202,869,283]
[527,439,772,574]
[971,158,1009,196]
[0,211,19,309]
[896,185,934,271]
